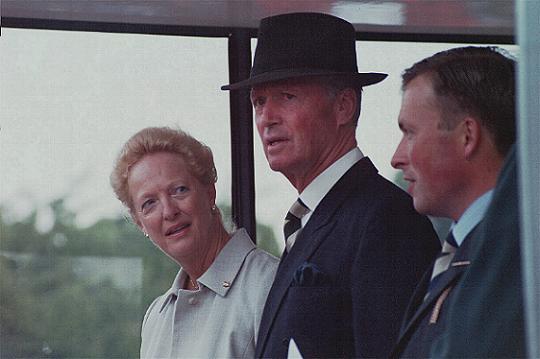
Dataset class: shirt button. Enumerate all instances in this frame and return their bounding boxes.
[188,297,197,305]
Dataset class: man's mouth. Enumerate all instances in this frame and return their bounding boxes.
[266,137,287,149]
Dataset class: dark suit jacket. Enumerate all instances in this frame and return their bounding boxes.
[255,157,440,358]
[390,226,480,358]
[430,145,526,358]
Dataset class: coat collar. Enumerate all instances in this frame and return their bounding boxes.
[391,224,481,357]
[158,228,256,313]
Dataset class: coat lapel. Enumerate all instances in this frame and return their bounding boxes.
[399,260,467,337]
[393,225,480,353]
[256,158,379,356]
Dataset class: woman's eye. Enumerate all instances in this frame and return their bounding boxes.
[141,199,157,214]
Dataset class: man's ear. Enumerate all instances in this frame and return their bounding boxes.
[461,116,482,159]
[335,88,357,126]
[206,184,217,208]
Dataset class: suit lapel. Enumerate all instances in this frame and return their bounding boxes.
[399,259,467,337]
[256,158,379,356]
[393,225,480,353]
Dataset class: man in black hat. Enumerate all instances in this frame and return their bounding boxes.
[222,12,439,358]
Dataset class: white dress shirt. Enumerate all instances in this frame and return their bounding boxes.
[299,147,363,227]
[140,228,279,358]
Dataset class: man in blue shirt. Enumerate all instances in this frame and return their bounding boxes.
[389,46,516,357]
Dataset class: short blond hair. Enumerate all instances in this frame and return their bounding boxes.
[110,126,217,211]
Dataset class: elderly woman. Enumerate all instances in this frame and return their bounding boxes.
[110,126,278,358]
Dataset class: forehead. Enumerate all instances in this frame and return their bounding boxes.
[402,74,439,105]
[128,152,191,187]
[400,76,441,117]
[399,75,442,126]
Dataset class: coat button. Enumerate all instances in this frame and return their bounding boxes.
[222,281,230,288]
[281,338,289,346]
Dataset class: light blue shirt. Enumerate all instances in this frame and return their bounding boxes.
[452,190,494,246]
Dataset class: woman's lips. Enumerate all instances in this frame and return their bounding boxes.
[166,223,190,236]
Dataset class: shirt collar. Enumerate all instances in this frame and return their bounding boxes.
[299,147,363,213]
[158,228,256,312]
[452,190,494,246]
[198,228,255,296]
[159,269,184,313]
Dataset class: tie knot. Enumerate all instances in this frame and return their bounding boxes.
[286,198,310,220]
[443,231,458,252]
[283,199,310,253]
[427,230,459,296]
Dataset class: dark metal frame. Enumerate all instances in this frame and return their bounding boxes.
[1,17,515,242]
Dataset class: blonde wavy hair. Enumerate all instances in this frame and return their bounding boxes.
[110,126,217,213]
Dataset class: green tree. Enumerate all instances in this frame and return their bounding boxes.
[0,198,278,358]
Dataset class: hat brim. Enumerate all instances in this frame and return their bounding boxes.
[221,69,387,90]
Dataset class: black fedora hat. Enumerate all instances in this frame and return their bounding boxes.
[221,12,387,91]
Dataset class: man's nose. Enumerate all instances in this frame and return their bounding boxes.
[257,99,279,128]
[391,139,407,169]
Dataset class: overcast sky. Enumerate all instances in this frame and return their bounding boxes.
[0,28,517,242]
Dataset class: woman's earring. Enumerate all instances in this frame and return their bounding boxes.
[211,205,217,214]
[143,232,149,238]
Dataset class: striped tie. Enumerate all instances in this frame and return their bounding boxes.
[283,199,310,253]
[427,232,458,295]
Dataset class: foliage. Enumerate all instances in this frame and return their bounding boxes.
[0,199,278,358]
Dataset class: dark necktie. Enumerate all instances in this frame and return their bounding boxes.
[427,231,458,295]
[283,198,310,253]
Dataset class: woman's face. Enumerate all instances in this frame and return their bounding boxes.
[127,151,216,265]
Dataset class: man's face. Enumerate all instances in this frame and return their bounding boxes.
[391,74,466,219]
[250,78,341,189]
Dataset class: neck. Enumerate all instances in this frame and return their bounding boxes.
[182,219,231,283]
[449,155,503,221]
[184,275,200,291]
[289,137,356,192]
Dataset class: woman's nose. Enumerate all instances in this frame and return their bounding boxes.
[162,196,181,220]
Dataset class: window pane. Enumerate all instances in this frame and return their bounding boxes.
[0,28,231,358]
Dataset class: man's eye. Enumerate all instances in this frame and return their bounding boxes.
[173,186,188,195]
[400,127,413,139]
[283,93,295,100]
[252,97,265,107]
